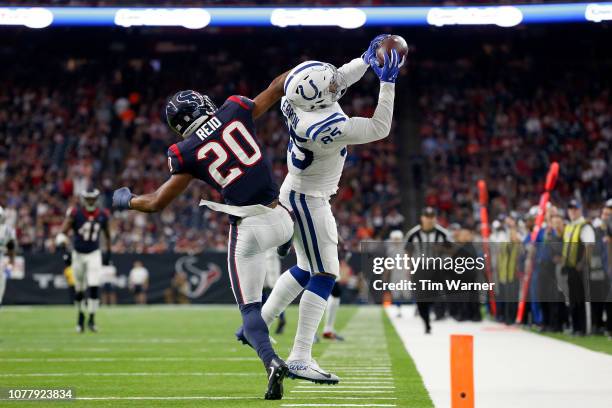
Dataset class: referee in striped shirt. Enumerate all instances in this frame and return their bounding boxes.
[404,206,453,334]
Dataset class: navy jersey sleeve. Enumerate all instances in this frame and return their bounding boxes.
[167,143,187,175]
[226,95,255,113]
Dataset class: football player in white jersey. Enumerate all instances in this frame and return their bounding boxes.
[259,35,403,384]
[0,206,17,306]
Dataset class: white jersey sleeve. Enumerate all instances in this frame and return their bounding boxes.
[309,82,395,148]
[338,58,369,88]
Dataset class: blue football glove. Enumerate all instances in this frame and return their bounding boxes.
[361,34,390,64]
[112,187,134,210]
[369,49,401,83]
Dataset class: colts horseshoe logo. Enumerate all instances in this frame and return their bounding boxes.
[297,80,320,101]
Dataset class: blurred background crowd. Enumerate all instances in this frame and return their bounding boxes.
[0,24,610,254]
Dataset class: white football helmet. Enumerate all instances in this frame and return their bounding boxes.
[284,61,347,112]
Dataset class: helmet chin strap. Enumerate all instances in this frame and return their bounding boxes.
[182,115,209,138]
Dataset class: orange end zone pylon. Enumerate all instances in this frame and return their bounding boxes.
[450,334,475,408]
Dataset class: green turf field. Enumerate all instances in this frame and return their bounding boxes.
[0,305,432,407]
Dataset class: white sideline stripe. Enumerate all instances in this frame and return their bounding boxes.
[281,405,396,407]
[0,372,257,377]
[386,305,612,408]
[0,357,257,363]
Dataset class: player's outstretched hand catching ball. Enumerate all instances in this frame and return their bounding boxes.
[113,187,134,210]
[370,49,401,83]
[362,34,390,64]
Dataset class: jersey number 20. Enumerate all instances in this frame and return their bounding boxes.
[196,121,262,188]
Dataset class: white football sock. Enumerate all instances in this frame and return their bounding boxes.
[288,290,327,361]
[262,270,305,327]
[87,298,99,314]
[324,296,340,333]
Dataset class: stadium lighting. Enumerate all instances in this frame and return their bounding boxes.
[114,8,211,29]
[0,7,53,28]
[585,3,612,21]
[426,6,524,27]
[0,3,611,28]
[270,8,367,29]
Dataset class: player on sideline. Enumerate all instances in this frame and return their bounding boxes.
[56,188,112,332]
[111,75,294,400]
[0,206,17,307]
[251,35,403,384]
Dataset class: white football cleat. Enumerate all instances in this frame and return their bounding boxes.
[286,359,340,384]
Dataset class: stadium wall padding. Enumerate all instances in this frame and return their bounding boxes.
[3,252,364,305]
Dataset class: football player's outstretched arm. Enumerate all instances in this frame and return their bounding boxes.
[113,173,193,213]
[338,35,389,88]
[252,70,290,120]
[315,49,400,147]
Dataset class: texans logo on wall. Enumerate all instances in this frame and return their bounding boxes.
[175,256,222,298]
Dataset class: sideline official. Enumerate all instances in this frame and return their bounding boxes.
[404,207,452,334]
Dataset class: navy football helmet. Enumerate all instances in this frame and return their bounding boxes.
[165,90,217,138]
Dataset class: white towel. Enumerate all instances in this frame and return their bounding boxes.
[199,200,274,218]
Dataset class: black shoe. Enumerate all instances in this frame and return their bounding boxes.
[235,326,252,348]
[77,312,85,333]
[275,315,286,335]
[277,239,292,258]
[88,316,97,333]
[425,325,432,335]
[265,357,288,400]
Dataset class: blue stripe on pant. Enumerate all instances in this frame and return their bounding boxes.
[299,193,325,273]
[228,224,244,304]
[289,191,315,273]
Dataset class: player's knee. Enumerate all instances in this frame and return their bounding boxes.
[89,286,99,300]
[305,273,336,300]
[331,282,342,298]
[289,265,310,287]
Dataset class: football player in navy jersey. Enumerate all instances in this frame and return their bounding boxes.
[56,188,112,333]
[112,72,294,400]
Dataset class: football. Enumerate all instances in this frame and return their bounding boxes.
[376,34,409,66]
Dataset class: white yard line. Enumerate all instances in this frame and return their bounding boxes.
[387,305,612,408]
[0,357,257,362]
[0,372,258,377]
[281,405,396,407]
[288,308,396,404]
[291,391,392,394]
[77,396,258,401]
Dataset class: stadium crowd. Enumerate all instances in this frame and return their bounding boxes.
[416,56,611,227]
[0,37,402,253]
